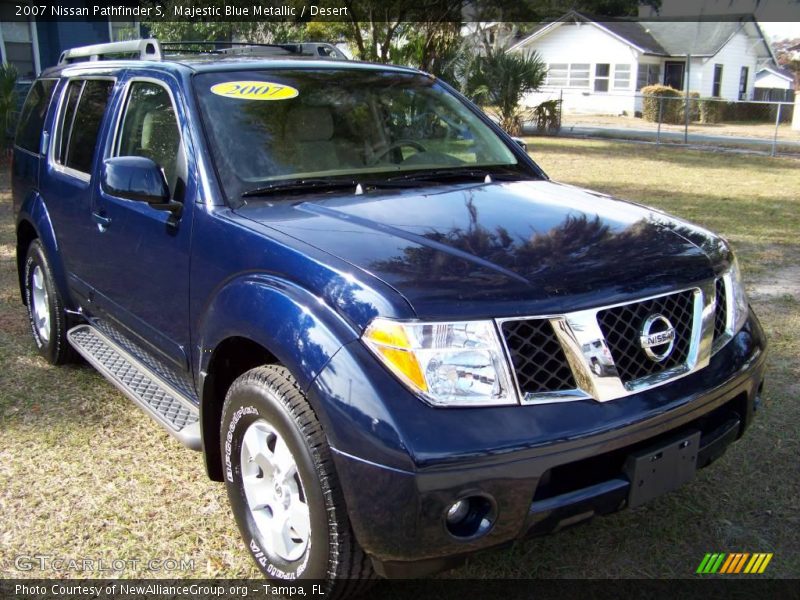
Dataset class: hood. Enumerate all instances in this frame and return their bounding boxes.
[235,180,726,319]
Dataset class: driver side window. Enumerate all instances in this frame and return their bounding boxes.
[116,81,184,194]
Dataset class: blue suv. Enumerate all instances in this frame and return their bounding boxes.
[12,39,766,591]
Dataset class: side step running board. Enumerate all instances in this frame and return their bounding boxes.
[67,325,201,451]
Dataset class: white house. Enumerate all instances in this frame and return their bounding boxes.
[754,65,795,101]
[508,12,779,115]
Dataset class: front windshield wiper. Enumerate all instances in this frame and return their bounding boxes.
[384,167,530,185]
[241,179,358,198]
[240,168,533,199]
[240,177,422,199]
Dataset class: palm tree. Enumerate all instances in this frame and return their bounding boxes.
[0,64,19,144]
[466,49,546,135]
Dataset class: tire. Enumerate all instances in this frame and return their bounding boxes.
[221,365,375,597]
[23,240,75,365]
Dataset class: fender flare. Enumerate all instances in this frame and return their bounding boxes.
[16,192,73,308]
[196,273,364,474]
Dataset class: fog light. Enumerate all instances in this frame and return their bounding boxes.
[443,495,496,539]
[446,499,470,524]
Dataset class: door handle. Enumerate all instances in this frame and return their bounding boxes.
[92,212,112,230]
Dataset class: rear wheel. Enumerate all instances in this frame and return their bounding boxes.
[221,365,375,596]
[23,240,75,365]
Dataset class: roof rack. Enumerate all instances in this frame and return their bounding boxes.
[59,39,161,64]
[58,39,348,65]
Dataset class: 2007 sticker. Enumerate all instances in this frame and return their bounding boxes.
[211,81,299,101]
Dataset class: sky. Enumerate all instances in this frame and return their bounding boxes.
[760,22,800,41]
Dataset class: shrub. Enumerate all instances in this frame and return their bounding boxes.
[683,91,700,122]
[466,49,547,135]
[641,84,683,124]
[699,98,725,124]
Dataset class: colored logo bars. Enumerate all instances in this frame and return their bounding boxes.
[697,553,773,574]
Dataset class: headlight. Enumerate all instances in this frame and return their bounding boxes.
[726,254,749,334]
[362,318,516,407]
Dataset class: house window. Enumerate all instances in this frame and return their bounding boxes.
[569,63,590,88]
[545,63,590,88]
[109,20,140,42]
[0,20,38,80]
[712,64,723,97]
[636,64,661,90]
[594,64,610,92]
[613,64,631,89]
[546,63,568,86]
[738,66,749,100]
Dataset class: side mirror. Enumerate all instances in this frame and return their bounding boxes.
[101,156,172,208]
[510,137,528,151]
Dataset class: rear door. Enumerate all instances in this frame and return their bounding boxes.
[87,71,195,381]
[39,76,117,302]
[11,79,58,214]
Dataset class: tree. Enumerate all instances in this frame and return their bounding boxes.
[774,38,800,90]
[389,21,466,83]
[0,64,18,144]
[333,0,463,63]
[465,49,547,135]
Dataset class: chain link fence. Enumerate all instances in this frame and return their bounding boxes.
[522,89,799,157]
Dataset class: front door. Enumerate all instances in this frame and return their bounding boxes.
[663,61,685,91]
[88,73,194,380]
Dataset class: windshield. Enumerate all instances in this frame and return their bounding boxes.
[193,69,526,200]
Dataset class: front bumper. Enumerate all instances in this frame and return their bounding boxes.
[312,312,766,578]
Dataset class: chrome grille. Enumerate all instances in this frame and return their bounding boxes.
[713,277,727,342]
[501,319,576,395]
[596,290,695,384]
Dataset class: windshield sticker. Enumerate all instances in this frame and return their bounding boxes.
[210,81,299,101]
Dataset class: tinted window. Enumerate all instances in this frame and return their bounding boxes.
[59,79,114,174]
[15,79,56,153]
[116,82,182,190]
[57,80,82,163]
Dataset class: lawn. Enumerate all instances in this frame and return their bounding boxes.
[1,139,798,585]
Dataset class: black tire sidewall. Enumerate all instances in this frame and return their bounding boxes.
[222,379,331,581]
[24,241,63,364]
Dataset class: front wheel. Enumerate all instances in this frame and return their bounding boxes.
[221,366,374,595]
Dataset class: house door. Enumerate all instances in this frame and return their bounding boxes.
[664,61,685,91]
[738,67,749,100]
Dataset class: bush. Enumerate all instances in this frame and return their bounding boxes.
[719,102,792,123]
[641,84,683,123]
[699,98,725,124]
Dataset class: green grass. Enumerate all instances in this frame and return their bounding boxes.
[1,139,798,583]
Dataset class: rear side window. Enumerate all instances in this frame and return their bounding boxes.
[15,80,57,153]
[56,79,114,175]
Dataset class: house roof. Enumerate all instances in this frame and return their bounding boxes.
[756,65,795,82]
[598,20,667,54]
[508,11,775,60]
[632,21,745,56]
